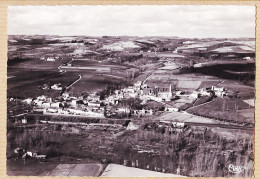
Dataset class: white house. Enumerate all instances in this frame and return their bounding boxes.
[51,83,62,90]
[36,155,46,160]
[199,89,211,96]
[243,57,251,60]
[42,102,51,108]
[36,95,47,101]
[194,63,202,68]
[165,106,179,112]
[87,94,100,102]
[190,92,200,99]
[116,107,130,114]
[215,91,226,98]
[129,93,138,98]
[22,118,27,124]
[62,92,70,100]
[141,84,148,89]
[46,57,56,62]
[126,122,138,130]
[34,100,43,107]
[134,81,142,87]
[114,90,120,95]
[172,122,185,128]
[23,98,33,104]
[58,109,69,115]
[124,87,135,93]
[211,86,224,92]
[71,100,77,107]
[175,91,184,96]
[46,108,58,113]
[88,101,101,107]
[50,102,61,108]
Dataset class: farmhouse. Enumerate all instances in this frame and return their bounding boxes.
[50,102,61,108]
[175,91,184,96]
[190,92,200,99]
[62,92,70,100]
[165,106,179,112]
[141,84,148,89]
[134,81,142,87]
[211,86,224,92]
[36,95,47,101]
[41,102,51,108]
[193,63,202,68]
[172,121,185,128]
[243,56,251,60]
[116,107,130,114]
[88,101,101,107]
[45,108,58,113]
[57,109,69,115]
[106,96,118,105]
[87,94,100,102]
[114,90,120,95]
[46,57,56,62]
[124,86,135,93]
[71,100,78,107]
[51,83,62,90]
[215,91,226,98]
[23,98,33,104]
[132,109,153,116]
[21,118,27,124]
[36,155,46,160]
[199,88,211,96]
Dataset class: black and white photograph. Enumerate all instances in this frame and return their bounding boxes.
[6,5,255,177]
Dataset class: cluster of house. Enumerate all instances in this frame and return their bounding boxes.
[159,120,186,132]
[106,80,226,107]
[40,56,60,62]
[14,147,46,160]
[22,78,227,118]
[38,83,63,90]
[23,94,105,118]
[174,85,226,99]
[105,81,173,106]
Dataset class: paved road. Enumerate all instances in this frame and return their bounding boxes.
[66,74,82,88]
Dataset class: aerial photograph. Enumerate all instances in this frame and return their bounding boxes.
[6,5,255,177]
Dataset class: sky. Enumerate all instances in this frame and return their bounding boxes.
[8,5,256,38]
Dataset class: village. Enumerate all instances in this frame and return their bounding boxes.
[19,77,228,121]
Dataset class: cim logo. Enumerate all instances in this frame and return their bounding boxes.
[228,164,245,174]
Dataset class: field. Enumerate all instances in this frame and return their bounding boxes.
[216,80,255,98]
[187,97,254,124]
[101,164,184,177]
[157,111,219,124]
[199,80,220,88]
[8,57,70,70]
[69,73,124,94]
[7,159,57,176]
[176,80,202,90]
[44,163,102,176]
[192,62,255,88]
[7,69,79,98]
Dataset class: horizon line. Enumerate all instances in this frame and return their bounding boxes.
[7,34,255,39]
